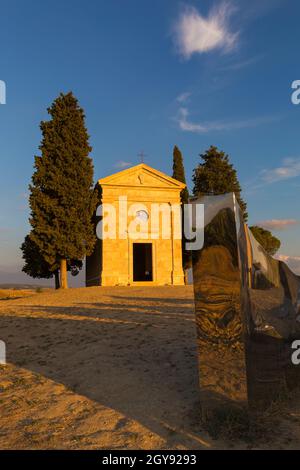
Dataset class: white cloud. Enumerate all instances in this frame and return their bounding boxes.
[244,157,300,194]
[176,107,209,133]
[275,254,300,275]
[172,2,238,59]
[261,158,300,183]
[114,161,132,169]
[256,219,299,231]
[176,92,191,103]
[176,107,278,134]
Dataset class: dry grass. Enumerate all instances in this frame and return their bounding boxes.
[0,286,299,449]
[0,289,37,300]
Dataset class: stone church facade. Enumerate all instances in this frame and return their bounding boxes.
[86,163,185,286]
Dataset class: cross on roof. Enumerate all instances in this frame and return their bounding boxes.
[138,150,147,163]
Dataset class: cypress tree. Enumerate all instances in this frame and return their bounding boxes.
[192,145,248,221]
[172,145,191,281]
[28,92,98,288]
[172,145,189,204]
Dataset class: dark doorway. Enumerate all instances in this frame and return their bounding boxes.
[133,243,153,281]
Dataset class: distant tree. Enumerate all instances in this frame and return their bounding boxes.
[249,226,281,256]
[21,233,83,289]
[172,145,191,282]
[192,145,248,221]
[28,92,98,288]
[172,145,189,204]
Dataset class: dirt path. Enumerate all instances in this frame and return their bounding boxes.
[0,286,299,449]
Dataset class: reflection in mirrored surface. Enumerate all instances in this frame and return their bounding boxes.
[190,193,300,421]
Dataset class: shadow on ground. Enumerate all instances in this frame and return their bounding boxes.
[0,291,209,448]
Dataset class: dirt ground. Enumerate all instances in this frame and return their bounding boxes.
[0,286,300,450]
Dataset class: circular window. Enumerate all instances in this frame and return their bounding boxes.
[136,210,149,222]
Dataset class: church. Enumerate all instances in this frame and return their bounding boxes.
[86,163,186,286]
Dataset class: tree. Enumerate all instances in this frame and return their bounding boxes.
[21,233,84,289]
[21,234,60,288]
[172,145,189,204]
[28,92,98,288]
[172,145,191,282]
[192,145,248,221]
[249,226,281,256]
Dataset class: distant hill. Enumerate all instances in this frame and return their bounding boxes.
[0,269,53,287]
[0,266,85,288]
[0,283,52,290]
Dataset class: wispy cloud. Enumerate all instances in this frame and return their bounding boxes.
[172,2,238,59]
[219,54,263,71]
[256,219,299,231]
[176,92,191,104]
[244,157,300,194]
[261,158,300,183]
[175,107,278,134]
[114,161,132,169]
[275,254,300,274]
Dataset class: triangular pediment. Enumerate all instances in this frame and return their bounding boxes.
[98,163,185,189]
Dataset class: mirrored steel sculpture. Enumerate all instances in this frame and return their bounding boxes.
[190,193,300,421]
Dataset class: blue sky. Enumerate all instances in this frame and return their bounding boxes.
[0,0,300,284]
